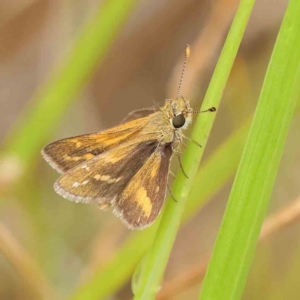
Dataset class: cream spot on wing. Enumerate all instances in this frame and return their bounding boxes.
[76,141,82,148]
[136,187,152,218]
[114,177,122,183]
[155,186,160,193]
[72,182,80,188]
[64,153,94,162]
[81,180,89,185]
[64,155,82,162]
[100,175,110,181]
[94,174,122,184]
[81,164,90,171]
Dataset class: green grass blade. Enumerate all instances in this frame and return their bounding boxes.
[132,0,256,299]
[185,118,250,219]
[1,0,137,170]
[199,1,300,299]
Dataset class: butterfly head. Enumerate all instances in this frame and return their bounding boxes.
[165,96,193,130]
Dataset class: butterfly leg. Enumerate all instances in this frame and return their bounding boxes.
[169,170,176,178]
[172,145,189,178]
[167,184,177,202]
[183,135,202,148]
[181,140,187,149]
[178,155,189,178]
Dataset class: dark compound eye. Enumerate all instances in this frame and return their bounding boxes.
[172,114,186,128]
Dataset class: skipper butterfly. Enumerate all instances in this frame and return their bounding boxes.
[42,46,215,229]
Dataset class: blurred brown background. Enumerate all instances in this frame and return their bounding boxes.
[2,0,300,299]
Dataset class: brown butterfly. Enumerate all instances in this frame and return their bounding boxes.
[41,46,216,229]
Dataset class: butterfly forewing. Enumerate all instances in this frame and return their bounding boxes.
[54,140,159,205]
[115,145,172,229]
[42,117,150,174]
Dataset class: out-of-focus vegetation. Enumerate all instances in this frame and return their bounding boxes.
[1,1,299,300]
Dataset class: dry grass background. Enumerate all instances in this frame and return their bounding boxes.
[1,0,300,299]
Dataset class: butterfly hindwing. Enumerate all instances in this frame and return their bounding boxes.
[41,117,150,174]
[54,140,159,205]
[115,144,172,229]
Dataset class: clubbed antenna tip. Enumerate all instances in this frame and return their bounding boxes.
[177,45,191,99]
[185,44,191,58]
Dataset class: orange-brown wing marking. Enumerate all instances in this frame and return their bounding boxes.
[54,140,159,205]
[114,144,172,229]
[42,117,150,174]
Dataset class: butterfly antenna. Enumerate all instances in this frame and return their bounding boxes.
[192,107,216,114]
[177,44,190,99]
